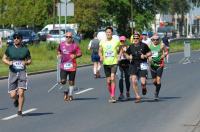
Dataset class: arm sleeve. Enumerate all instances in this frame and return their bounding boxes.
[126,46,131,55]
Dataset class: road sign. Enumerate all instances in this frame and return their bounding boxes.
[57,1,74,17]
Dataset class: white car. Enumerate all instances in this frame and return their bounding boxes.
[46,29,66,43]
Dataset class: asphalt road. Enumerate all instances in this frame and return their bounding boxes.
[0,51,200,132]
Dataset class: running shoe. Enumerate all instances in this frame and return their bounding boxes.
[154,93,159,101]
[135,97,141,103]
[126,92,130,100]
[108,97,117,103]
[68,96,73,101]
[142,87,147,95]
[118,94,124,100]
[17,111,23,116]
[64,91,68,101]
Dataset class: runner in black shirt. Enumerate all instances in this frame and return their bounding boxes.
[125,33,151,103]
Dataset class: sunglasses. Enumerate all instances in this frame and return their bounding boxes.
[66,36,72,38]
[133,38,139,40]
[152,39,159,41]
[14,37,21,40]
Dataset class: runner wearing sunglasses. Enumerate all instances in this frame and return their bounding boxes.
[149,34,168,100]
[57,31,82,102]
[125,32,151,103]
[2,32,32,116]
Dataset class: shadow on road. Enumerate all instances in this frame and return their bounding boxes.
[24,112,54,117]
[142,96,181,103]
[0,108,8,111]
[73,97,98,101]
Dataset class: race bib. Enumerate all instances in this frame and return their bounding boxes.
[64,62,73,70]
[13,61,24,70]
[105,50,114,57]
[140,62,148,70]
[152,51,158,57]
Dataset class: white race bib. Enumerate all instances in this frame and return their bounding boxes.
[64,62,73,70]
[140,62,148,70]
[105,50,114,58]
[152,51,158,57]
[13,61,24,70]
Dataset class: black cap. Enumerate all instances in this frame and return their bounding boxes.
[13,32,23,39]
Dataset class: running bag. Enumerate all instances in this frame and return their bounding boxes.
[91,39,100,54]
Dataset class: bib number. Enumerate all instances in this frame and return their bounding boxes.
[152,51,158,57]
[64,62,73,70]
[13,61,24,70]
[105,50,114,58]
[140,63,148,70]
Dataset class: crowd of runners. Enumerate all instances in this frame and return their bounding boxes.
[1,26,169,116]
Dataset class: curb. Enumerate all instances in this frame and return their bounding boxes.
[0,64,92,80]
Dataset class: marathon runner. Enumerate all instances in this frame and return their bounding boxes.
[57,31,82,102]
[125,32,152,103]
[2,32,32,116]
[117,36,130,100]
[149,33,168,100]
[88,32,101,78]
[99,26,120,103]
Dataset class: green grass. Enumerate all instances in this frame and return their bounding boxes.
[0,39,200,77]
[0,39,91,77]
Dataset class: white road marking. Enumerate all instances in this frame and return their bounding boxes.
[1,108,37,120]
[75,88,94,95]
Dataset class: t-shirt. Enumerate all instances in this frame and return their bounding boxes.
[99,38,120,65]
[88,38,100,54]
[126,42,151,67]
[5,45,31,73]
[58,41,82,71]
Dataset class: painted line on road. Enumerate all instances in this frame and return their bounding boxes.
[1,108,37,121]
[75,88,94,95]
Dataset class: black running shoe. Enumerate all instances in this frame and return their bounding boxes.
[17,111,23,116]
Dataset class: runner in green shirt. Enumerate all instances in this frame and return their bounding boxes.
[149,34,168,100]
[2,32,31,116]
[99,27,120,103]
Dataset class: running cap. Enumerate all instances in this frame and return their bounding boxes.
[151,33,160,39]
[142,31,147,35]
[133,32,140,37]
[13,32,23,39]
[119,36,126,41]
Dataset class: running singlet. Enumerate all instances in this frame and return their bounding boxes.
[58,42,81,71]
[99,38,120,65]
[149,43,164,68]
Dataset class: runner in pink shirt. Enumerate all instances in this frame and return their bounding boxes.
[57,31,82,101]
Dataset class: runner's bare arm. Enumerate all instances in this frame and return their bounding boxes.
[161,43,168,59]
[98,46,103,62]
[2,54,12,66]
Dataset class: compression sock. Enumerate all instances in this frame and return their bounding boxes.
[110,83,116,97]
[156,84,161,95]
[69,86,74,96]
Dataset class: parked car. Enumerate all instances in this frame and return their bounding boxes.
[7,30,40,45]
[46,28,81,44]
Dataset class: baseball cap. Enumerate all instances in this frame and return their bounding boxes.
[13,32,23,39]
[119,36,126,41]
